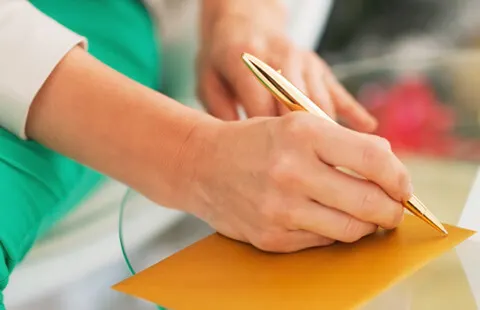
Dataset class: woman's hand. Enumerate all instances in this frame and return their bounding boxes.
[197,0,377,132]
[28,46,409,254]
[180,112,411,253]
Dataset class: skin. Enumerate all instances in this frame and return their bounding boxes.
[25,0,412,253]
[197,0,377,132]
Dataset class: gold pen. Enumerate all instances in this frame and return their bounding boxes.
[241,52,448,235]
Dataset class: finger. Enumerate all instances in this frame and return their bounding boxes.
[289,200,378,243]
[303,54,336,119]
[285,230,335,251]
[279,49,308,95]
[250,229,335,253]
[216,51,277,117]
[276,99,291,115]
[311,120,412,201]
[297,159,404,229]
[198,67,239,121]
[325,73,378,132]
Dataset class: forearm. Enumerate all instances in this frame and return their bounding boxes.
[26,46,220,209]
[200,0,287,42]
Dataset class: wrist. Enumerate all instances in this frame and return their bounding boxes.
[27,46,225,214]
[201,0,287,43]
[164,114,224,216]
[217,0,286,22]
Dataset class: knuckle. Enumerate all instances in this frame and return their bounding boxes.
[253,231,286,252]
[341,217,364,243]
[282,113,318,138]
[359,187,382,217]
[268,153,298,186]
[361,139,388,168]
[282,114,304,136]
[360,143,379,167]
[341,218,364,243]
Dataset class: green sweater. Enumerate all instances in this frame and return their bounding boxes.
[0,0,161,308]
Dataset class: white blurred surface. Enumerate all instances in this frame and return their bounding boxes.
[457,240,480,309]
[458,167,480,238]
[4,180,184,307]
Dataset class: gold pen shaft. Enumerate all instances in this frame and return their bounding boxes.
[241,52,448,235]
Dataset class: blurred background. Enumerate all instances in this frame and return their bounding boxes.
[318,0,480,64]
[5,1,480,309]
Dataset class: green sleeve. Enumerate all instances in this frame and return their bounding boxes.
[0,0,161,307]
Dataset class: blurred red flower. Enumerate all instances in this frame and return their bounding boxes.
[358,75,456,156]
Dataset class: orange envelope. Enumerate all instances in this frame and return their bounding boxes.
[113,215,475,310]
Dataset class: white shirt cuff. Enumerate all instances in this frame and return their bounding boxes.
[0,0,88,139]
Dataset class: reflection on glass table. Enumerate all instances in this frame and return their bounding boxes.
[330,49,480,309]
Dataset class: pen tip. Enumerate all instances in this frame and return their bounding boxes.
[433,218,448,236]
[440,226,449,236]
[405,196,448,236]
[434,221,448,236]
